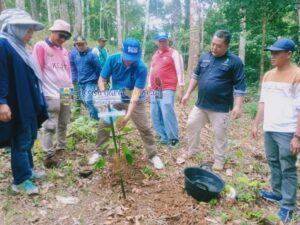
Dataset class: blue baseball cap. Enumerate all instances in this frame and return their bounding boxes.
[155,31,169,41]
[122,38,141,61]
[265,38,295,52]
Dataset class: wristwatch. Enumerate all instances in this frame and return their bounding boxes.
[293,134,300,140]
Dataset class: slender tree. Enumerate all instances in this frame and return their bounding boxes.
[0,0,5,13]
[73,0,82,36]
[59,0,70,23]
[239,7,246,63]
[15,0,25,9]
[187,0,201,77]
[170,0,181,49]
[142,0,150,59]
[116,0,122,47]
[47,0,52,25]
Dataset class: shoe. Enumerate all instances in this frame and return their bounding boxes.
[212,161,224,171]
[12,179,39,195]
[259,191,282,203]
[169,139,179,149]
[278,207,293,223]
[149,155,164,169]
[31,170,46,179]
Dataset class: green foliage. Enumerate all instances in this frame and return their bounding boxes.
[244,102,258,119]
[141,166,156,177]
[94,157,107,171]
[68,116,98,143]
[246,210,264,220]
[121,144,134,165]
[66,137,76,152]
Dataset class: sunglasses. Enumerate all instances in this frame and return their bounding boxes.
[57,32,71,40]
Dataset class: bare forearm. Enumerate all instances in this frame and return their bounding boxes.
[185,79,198,97]
[294,111,300,135]
[98,77,106,91]
[234,96,244,108]
[254,103,264,126]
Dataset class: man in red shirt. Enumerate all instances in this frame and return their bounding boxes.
[149,31,184,148]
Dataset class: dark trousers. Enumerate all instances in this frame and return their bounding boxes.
[11,120,37,185]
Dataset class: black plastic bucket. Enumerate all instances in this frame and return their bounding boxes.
[184,164,225,202]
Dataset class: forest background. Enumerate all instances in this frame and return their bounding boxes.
[2,0,299,98]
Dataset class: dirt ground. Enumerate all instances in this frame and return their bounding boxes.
[0,103,300,225]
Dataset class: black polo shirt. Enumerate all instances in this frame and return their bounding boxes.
[192,51,246,112]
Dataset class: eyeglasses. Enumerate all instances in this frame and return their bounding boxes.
[57,32,71,40]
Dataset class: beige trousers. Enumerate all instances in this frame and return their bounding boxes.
[96,102,157,159]
[187,106,229,164]
[42,97,71,159]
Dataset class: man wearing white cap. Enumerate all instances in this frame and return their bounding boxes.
[32,19,73,168]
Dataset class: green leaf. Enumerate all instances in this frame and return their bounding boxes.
[94,157,107,171]
[121,144,133,165]
[103,127,112,132]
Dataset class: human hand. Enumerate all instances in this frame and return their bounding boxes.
[0,104,11,122]
[231,106,242,119]
[181,94,189,106]
[251,124,259,139]
[118,116,130,130]
[290,137,300,155]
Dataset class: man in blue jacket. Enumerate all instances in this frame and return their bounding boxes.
[69,37,81,119]
[72,36,101,120]
[181,30,246,170]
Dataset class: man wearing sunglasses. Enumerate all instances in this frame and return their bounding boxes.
[32,19,73,168]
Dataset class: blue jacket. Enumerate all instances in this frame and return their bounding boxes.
[69,47,79,82]
[0,38,48,147]
[193,51,246,112]
[74,48,101,84]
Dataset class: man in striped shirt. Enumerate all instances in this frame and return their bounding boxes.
[149,31,184,149]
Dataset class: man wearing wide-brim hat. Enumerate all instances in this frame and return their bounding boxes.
[92,36,109,67]
[32,19,73,168]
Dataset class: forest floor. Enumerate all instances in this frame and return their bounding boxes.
[0,99,300,225]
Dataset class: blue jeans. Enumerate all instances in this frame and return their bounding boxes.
[264,132,297,210]
[11,120,37,185]
[79,82,99,120]
[150,90,178,142]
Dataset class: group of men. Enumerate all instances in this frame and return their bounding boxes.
[0,8,299,224]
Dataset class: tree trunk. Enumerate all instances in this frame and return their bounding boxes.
[142,0,150,60]
[30,0,39,20]
[187,0,201,77]
[59,0,70,23]
[259,17,267,85]
[200,16,205,52]
[73,0,82,36]
[16,0,25,9]
[297,5,300,63]
[86,0,90,38]
[116,0,122,47]
[238,7,246,63]
[81,0,85,36]
[0,0,6,13]
[47,0,52,25]
[171,0,181,49]
[184,0,190,30]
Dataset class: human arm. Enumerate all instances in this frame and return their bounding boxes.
[118,88,142,130]
[97,56,111,90]
[231,58,246,119]
[91,52,102,79]
[181,78,198,105]
[32,42,45,73]
[251,103,264,139]
[172,50,185,101]
[0,42,11,122]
